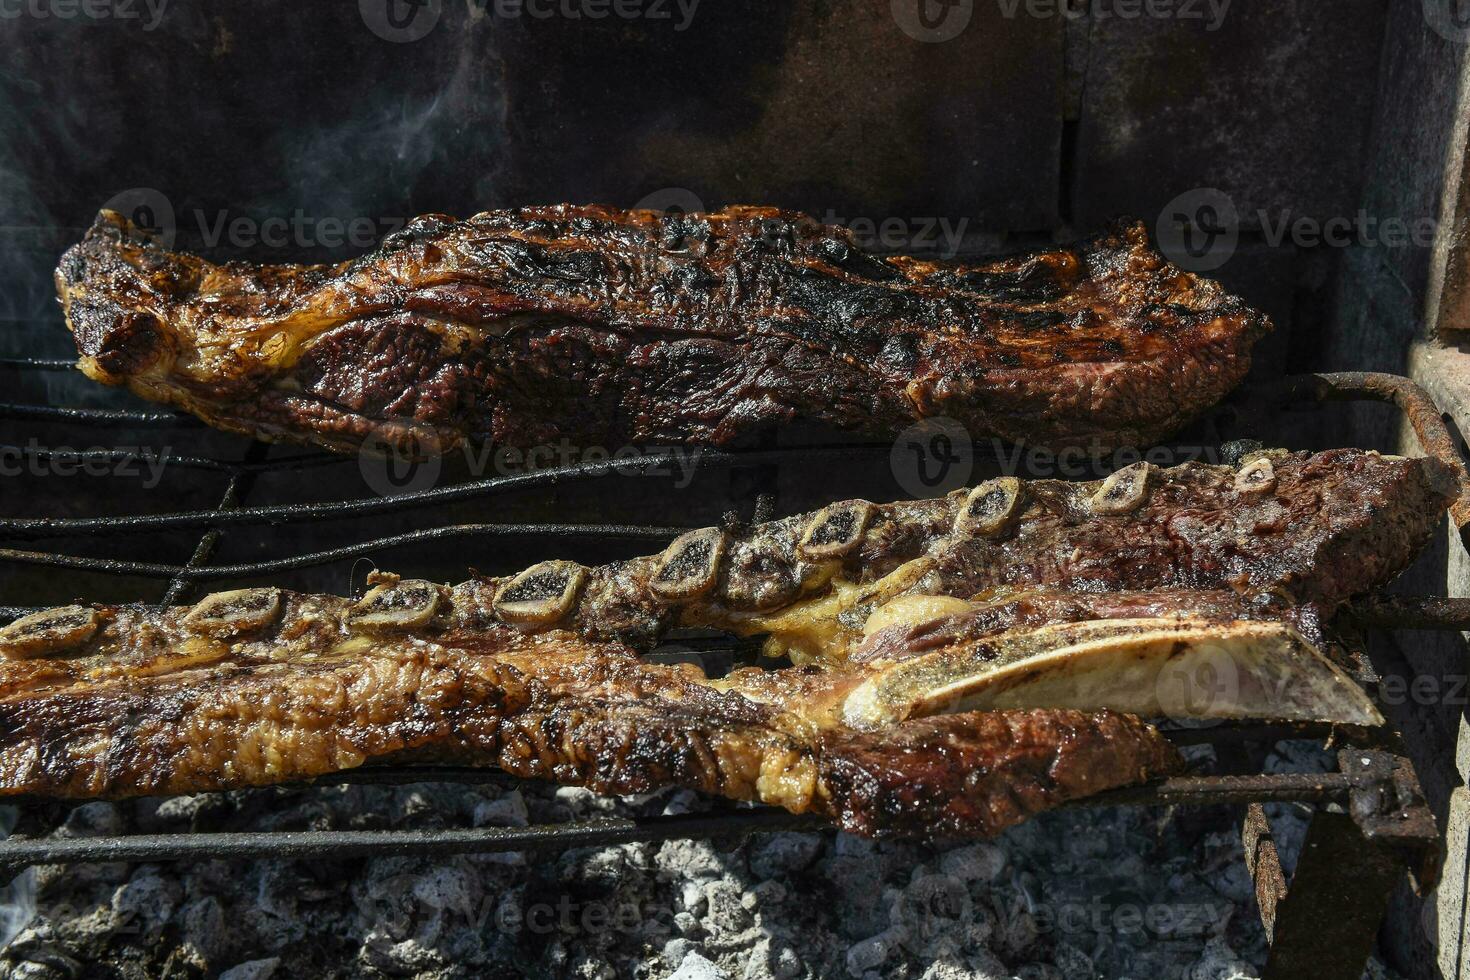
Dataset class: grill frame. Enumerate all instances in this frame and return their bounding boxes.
[1,362,1467,979]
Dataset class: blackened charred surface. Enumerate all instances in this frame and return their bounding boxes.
[67,304,165,379]
[56,206,1271,454]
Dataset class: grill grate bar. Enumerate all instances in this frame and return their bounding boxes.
[0,445,916,537]
[0,358,74,371]
[0,522,687,582]
[0,403,199,427]
[0,444,345,475]
[157,442,270,605]
[0,810,825,877]
[0,769,1373,876]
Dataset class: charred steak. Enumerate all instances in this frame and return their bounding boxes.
[55,206,1271,455]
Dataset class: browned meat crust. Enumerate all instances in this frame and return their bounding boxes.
[55,206,1271,454]
[0,450,1451,673]
[0,625,1178,840]
[460,449,1453,651]
[0,448,1443,833]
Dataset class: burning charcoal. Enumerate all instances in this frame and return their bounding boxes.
[702,880,752,934]
[748,834,825,879]
[678,882,708,917]
[54,805,120,840]
[216,957,280,980]
[108,872,179,937]
[937,843,1006,884]
[668,950,728,980]
[844,933,894,974]
[178,897,226,964]
[472,791,528,828]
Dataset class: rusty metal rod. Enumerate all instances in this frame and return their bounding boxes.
[1347,594,1470,631]
[1255,372,1470,542]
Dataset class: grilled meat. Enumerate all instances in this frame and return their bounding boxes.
[55,206,1271,454]
[0,446,1440,830]
[0,590,1390,835]
[9,447,1407,664]
[2,449,1445,671]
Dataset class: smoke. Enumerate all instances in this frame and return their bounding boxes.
[259,18,510,262]
[0,807,36,950]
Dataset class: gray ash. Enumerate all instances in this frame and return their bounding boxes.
[0,745,1405,979]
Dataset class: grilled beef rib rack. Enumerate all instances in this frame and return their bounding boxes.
[55,206,1271,455]
[0,446,1447,824]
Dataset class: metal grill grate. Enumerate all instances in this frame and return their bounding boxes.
[2,357,1467,978]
